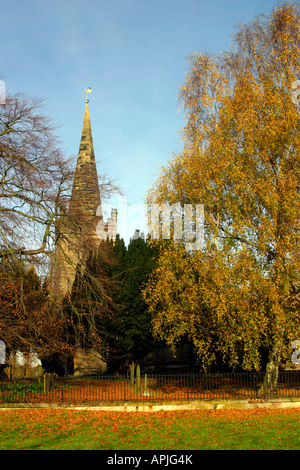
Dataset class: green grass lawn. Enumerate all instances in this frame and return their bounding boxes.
[0,407,299,450]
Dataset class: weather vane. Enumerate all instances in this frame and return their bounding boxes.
[85,87,92,103]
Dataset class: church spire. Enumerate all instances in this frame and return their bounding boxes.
[54,89,117,301]
[69,90,101,217]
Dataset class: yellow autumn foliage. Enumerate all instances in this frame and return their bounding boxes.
[144,2,300,372]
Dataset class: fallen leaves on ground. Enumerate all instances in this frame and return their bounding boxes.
[1,407,300,450]
[2,377,299,403]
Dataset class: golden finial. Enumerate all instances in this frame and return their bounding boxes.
[85,87,92,103]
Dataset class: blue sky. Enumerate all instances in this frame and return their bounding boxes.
[1,0,281,241]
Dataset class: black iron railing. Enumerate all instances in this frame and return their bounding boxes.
[1,371,300,404]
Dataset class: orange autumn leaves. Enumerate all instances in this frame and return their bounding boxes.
[0,262,73,358]
[1,408,300,450]
[144,3,300,372]
[0,377,267,404]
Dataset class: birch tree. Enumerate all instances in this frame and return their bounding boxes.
[144,2,300,390]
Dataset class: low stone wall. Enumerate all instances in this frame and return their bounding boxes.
[1,398,300,411]
[3,364,43,379]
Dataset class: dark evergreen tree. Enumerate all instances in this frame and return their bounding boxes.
[60,232,158,373]
[106,232,159,371]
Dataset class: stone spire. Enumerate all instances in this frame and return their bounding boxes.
[69,97,101,218]
[53,91,117,301]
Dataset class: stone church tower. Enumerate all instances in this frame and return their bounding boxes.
[54,93,117,300]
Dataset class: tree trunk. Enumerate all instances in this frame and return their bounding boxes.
[258,346,280,397]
